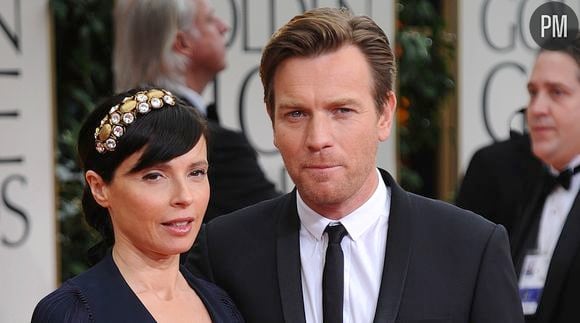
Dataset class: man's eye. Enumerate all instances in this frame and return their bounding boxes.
[288,111,304,118]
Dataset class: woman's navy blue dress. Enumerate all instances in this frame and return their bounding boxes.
[31,253,244,322]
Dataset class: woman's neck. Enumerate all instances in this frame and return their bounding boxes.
[111,244,183,300]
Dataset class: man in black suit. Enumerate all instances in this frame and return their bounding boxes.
[506,37,580,323]
[187,7,523,323]
[456,131,544,235]
[113,0,279,222]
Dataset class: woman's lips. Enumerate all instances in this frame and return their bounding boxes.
[161,218,194,235]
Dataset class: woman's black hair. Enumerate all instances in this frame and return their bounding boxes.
[77,88,207,264]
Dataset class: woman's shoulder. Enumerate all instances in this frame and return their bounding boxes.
[181,267,245,323]
[31,280,93,323]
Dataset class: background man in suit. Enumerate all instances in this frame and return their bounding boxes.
[113,0,279,222]
[456,124,544,235]
[187,7,523,323]
[508,36,580,323]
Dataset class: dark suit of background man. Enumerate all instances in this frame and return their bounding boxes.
[186,7,524,323]
[113,0,279,222]
[510,37,580,323]
[456,122,544,236]
[458,36,580,323]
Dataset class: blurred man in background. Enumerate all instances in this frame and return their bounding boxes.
[113,0,279,222]
[511,37,580,323]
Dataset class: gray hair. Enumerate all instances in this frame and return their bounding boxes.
[113,0,197,92]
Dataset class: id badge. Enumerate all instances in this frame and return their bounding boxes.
[518,253,550,315]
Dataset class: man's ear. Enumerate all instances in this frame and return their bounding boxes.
[85,170,110,208]
[377,90,397,142]
[173,30,196,57]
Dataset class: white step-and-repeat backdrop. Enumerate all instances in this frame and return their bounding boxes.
[0,1,57,322]
[459,0,580,173]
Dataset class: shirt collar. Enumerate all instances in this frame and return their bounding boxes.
[297,168,388,242]
[548,155,580,175]
[169,84,207,116]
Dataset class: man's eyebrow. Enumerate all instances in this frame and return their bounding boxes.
[277,98,360,109]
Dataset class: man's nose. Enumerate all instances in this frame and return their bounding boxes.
[305,115,333,152]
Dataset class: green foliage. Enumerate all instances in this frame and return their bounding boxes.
[51,0,114,280]
[396,0,455,195]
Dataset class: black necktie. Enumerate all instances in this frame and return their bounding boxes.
[544,165,580,193]
[323,223,347,323]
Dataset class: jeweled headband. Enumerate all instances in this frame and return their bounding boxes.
[94,89,176,154]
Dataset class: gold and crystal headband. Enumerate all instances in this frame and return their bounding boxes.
[94,89,176,153]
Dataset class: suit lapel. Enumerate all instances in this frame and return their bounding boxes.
[536,192,580,322]
[276,191,307,323]
[373,170,413,323]
[511,171,547,267]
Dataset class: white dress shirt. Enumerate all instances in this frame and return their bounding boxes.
[167,83,207,116]
[538,155,580,258]
[297,169,390,323]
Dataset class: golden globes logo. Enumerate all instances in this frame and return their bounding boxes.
[1,1,30,248]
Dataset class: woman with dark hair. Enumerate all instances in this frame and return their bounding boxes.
[32,88,244,322]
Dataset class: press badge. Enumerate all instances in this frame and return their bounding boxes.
[518,253,550,315]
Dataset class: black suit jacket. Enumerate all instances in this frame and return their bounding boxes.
[456,133,544,235]
[514,191,580,323]
[205,121,280,221]
[187,169,523,323]
[509,171,580,323]
[457,134,580,323]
